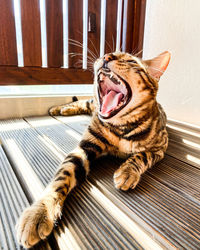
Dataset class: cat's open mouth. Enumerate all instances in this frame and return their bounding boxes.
[97,70,132,119]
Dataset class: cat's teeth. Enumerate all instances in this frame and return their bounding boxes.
[110,73,114,78]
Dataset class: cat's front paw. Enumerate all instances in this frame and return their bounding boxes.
[113,166,140,191]
[16,201,54,248]
[49,105,76,116]
[49,106,61,116]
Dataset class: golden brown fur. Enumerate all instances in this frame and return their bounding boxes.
[16,51,170,248]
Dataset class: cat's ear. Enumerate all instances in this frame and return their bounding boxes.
[143,51,171,80]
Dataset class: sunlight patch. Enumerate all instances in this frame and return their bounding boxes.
[167,124,200,138]
[5,139,44,200]
[186,154,200,165]
[39,135,65,161]
[89,182,163,250]
[65,129,82,141]
[182,139,200,150]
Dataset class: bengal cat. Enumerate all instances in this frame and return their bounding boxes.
[16,51,170,248]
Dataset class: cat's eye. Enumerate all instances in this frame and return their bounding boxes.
[126,60,137,63]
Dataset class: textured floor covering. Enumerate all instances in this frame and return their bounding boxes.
[0,115,199,249]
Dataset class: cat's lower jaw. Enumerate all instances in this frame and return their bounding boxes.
[16,198,61,248]
[113,166,140,191]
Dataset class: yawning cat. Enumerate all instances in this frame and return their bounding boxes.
[17,51,170,248]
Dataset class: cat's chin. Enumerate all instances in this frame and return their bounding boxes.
[97,70,132,119]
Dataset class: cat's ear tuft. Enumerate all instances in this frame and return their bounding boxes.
[144,51,171,80]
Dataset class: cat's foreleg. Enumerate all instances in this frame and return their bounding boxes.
[16,136,104,248]
[49,98,95,116]
[113,150,165,191]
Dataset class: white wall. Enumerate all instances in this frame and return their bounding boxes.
[143,0,200,126]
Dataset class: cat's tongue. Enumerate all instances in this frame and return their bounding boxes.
[101,90,123,116]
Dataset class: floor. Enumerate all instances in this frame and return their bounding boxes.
[0,115,200,249]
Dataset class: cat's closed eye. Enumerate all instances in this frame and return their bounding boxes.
[126,60,137,63]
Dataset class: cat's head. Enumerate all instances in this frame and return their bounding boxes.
[93,51,170,124]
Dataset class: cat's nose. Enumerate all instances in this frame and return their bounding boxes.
[104,54,113,62]
[103,54,116,69]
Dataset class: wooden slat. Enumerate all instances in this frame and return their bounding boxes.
[167,120,200,137]
[54,115,91,134]
[0,145,52,250]
[0,66,93,85]
[105,0,118,53]
[131,0,146,57]
[168,129,200,146]
[87,0,101,65]
[25,116,80,155]
[21,0,42,66]
[0,0,18,65]
[46,0,63,67]
[120,0,147,55]
[167,140,200,169]
[0,145,29,250]
[122,0,134,53]
[68,0,83,68]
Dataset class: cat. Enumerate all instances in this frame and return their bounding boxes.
[16,51,170,248]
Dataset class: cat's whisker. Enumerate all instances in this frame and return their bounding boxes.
[131,46,143,57]
[76,30,99,59]
[105,40,113,54]
[74,59,94,71]
[131,47,137,55]
[69,52,95,64]
[68,39,97,61]
[88,39,99,59]
[112,35,115,52]
[70,39,97,60]
[69,45,96,61]
[65,52,95,65]
[134,49,143,57]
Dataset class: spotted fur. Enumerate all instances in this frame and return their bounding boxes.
[17,51,170,248]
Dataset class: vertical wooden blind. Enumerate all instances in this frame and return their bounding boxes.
[0,0,146,85]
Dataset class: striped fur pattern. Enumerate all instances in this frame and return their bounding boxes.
[17,51,170,248]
